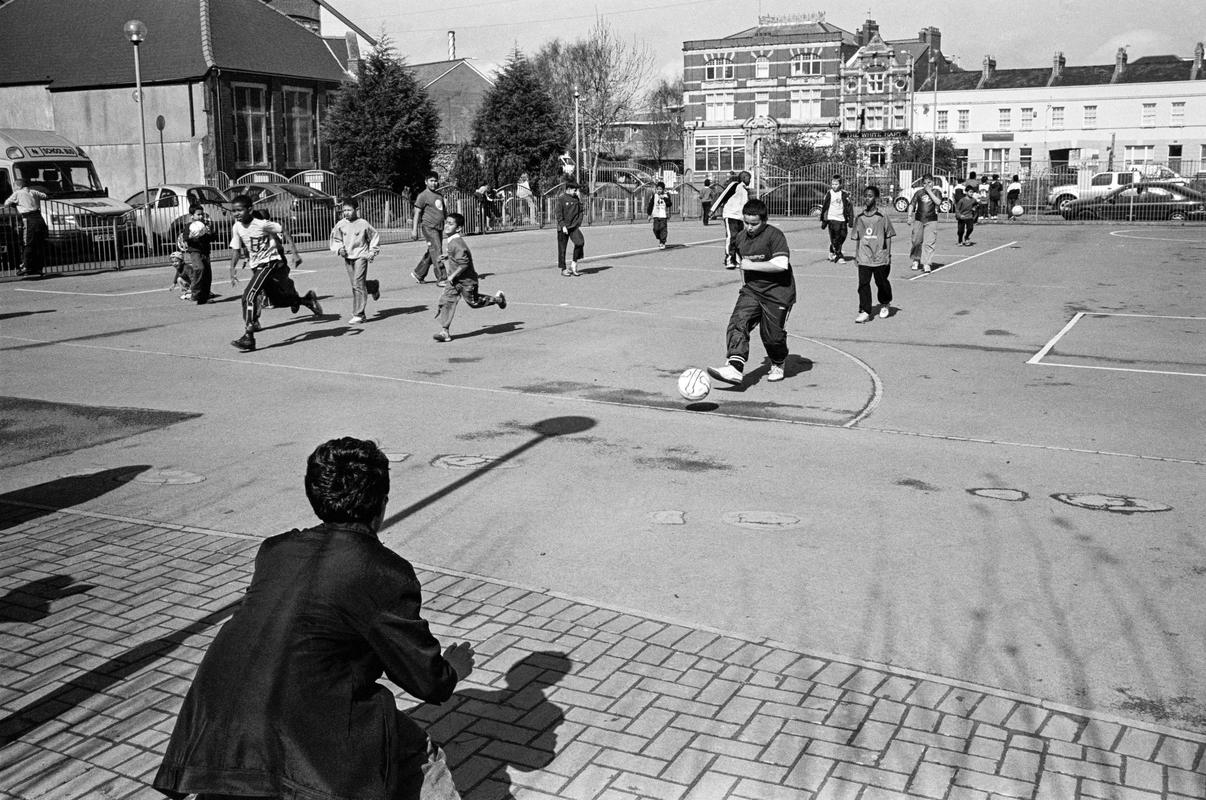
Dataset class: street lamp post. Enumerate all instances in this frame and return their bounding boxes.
[124,19,150,204]
[931,52,938,174]
[573,87,582,186]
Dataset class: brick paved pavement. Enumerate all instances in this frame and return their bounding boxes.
[1,501,1204,800]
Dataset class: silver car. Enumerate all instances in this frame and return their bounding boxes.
[125,185,232,252]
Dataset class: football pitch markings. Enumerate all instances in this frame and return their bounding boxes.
[1028,310,1206,378]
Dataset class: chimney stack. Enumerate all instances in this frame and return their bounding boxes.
[918,26,942,55]
[448,30,456,61]
[1048,51,1065,85]
[345,31,362,79]
[1192,42,1204,80]
[860,18,879,46]
[1112,46,1127,82]
[978,55,996,88]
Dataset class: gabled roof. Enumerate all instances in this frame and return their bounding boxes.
[408,58,498,89]
[684,20,857,50]
[0,0,353,90]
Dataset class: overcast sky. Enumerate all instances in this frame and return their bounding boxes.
[321,0,1206,78]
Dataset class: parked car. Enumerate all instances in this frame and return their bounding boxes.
[760,180,829,217]
[1047,167,1187,213]
[893,175,955,214]
[125,184,232,252]
[1060,182,1206,221]
[234,182,338,240]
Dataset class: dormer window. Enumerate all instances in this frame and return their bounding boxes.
[705,58,734,81]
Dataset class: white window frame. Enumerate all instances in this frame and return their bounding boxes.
[1124,144,1155,165]
[754,92,770,118]
[843,104,858,130]
[865,105,886,131]
[705,92,735,122]
[704,58,734,82]
[957,109,969,132]
[892,104,906,129]
[936,110,948,132]
[1083,105,1097,128]
[282,85,315,168]
[1141,103,1156,127]
[232,82,271,168]
[790,52,822,77]
[865,73,885,93]
[754,57,770,79]
[1171,101,1185,127]
[792,89,822,121]
[998,108,1011,131]
[1020,107,1033,131]
[1050,106,1065,129]
[868,143,887,167]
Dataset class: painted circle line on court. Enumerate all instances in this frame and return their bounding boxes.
[1109,229,1206,242]
[721,511,803,530]
[430,454,518,470]
[967,488,1029,502]
[121,468,206,485]
[383,452,411,463]
[1050,493,1172,514]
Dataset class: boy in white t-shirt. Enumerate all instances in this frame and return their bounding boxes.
[646,182,672,249]
[228,196,322,352]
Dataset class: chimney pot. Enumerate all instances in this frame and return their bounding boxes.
[448,30,456,61]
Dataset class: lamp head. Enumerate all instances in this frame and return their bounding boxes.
[124,20,148,44]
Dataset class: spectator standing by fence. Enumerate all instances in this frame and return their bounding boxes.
[411,172,447,286]
[4,176,48,278]
[698,179,716,225]
[1006,175,1023,220]
[988,175,1003,219]
[953,187,977,247]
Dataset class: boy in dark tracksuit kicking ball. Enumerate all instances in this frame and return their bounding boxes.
[433,213,507,342]
[707,199,795,385]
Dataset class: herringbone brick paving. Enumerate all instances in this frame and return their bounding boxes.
[1,502,1204,799]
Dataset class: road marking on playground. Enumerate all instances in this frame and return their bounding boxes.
[908,240,1018,280]
[1027,311,1206,377]
[2,333,1200,465]
[12,287,166,297]
[1109,229,1206,242]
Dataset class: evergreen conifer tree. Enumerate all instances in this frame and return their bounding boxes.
[473,50,568,192]
[327,37,440,196]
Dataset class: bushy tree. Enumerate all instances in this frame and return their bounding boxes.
[892,135,959,173]
[639,76,684,166]
[326,37,440,195]
[472,50,567,193]
[764,133,828,173]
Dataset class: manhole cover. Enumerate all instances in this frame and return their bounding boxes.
[430,454,517,470]
[650,510,685,525]
[721,511,803,530]
[121,468,205,485]
[967,488,1029,502]
[1051,493,1172,514]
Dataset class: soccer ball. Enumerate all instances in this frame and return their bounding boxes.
[677,368,710,401]
[1011,204,1024,217]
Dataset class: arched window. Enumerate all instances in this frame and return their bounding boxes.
[790,53,821,76]
[704,58,734,81]
[755,57,770,79]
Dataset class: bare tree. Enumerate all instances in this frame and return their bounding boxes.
[533,18,654,185]
[639,76,684,169]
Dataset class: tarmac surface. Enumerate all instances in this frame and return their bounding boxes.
[1,216,1204,798]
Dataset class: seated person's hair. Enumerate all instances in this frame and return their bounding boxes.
[448,212,465,227]
[741,198,768,220]
[305,438,390,524]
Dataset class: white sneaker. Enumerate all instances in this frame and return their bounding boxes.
[879,305,890,319]
[767,363,785,382]
[347,315,365,324]
[910,261,921,271]
[855,311,871,323]
[706,364,744,385]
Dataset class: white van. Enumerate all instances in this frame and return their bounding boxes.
[1,129,141,263]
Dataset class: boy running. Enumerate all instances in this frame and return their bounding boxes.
[707,198,795,385]
[411,171,447,286]
[710,171,751,269]
[849,186,895,323]
[819,174,854,262]
[330,198,381,323]
[228,195,322,352]
[646,182,672,248]
[433,213,507,342]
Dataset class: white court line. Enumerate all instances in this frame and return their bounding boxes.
[1109,229,1206,242]
[1034,361,1206,378]
[13,287,167,297]
[4,332,1201,464]
[1078,311,1206,320]
[1027,312,1084,365]
[907,240,1018,281]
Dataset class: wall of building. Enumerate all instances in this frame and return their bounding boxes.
[424,65,491,145]
[0,86,55,130]
[913,79,1206,174]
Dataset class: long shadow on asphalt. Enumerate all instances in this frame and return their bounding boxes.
[450,321,524,340]
[439,651,572,799]
[0,466,151,528]
[0,575,95,623]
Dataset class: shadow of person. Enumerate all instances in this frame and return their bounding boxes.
[452,321,524,340]
[0,466,150,531]
[450,651,572,800]
[0,575,94,624]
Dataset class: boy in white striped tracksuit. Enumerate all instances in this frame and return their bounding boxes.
[709,171,750,269]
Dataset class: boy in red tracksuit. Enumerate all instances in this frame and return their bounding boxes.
[554,180,584,276]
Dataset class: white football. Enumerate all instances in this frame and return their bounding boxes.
[677,368,711,401]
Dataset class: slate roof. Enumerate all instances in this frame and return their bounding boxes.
[931,55,1202,91]
[684,20,857,49]
[408,59,498,89]
[0,0,353,90]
